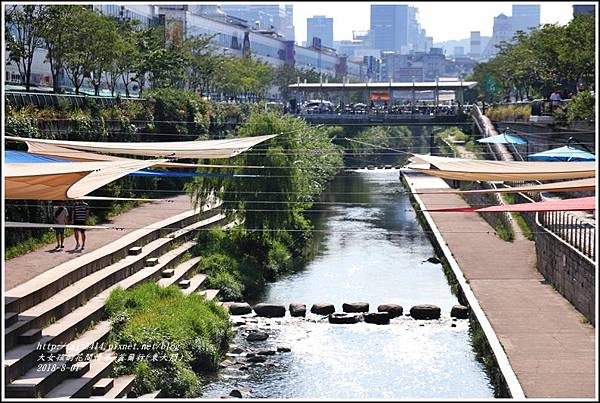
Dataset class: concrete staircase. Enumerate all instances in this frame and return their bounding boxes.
[4,206,229,398]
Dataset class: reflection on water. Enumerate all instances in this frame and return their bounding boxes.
[199,170,494,399]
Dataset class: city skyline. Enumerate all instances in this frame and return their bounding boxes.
[293,1,586,44]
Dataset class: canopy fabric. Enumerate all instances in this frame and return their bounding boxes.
[408,154,596,181]
[415,178,596,195]
[477,134,527,145]
[5,159,165,200]
[528,146,596,162]
[4,222,110,229]
[20,143,270,169]
[5,150,73,163]
[426,196,596,213]
[7,134,277,159]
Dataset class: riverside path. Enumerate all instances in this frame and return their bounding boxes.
[5,195,193,290]
[403,169,596,398]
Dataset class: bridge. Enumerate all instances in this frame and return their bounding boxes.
[288,80,477,125]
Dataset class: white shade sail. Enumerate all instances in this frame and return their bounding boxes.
[414,178,596,195]
[6,134,277,159]
[408,154,596,181]
[5,159,166,200]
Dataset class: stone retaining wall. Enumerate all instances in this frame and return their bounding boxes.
[515,193,595,325]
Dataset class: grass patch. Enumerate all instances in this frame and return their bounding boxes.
[494,221,514,242]
[106,282,232,398]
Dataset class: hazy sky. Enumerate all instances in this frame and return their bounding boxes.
[291,1,588,44]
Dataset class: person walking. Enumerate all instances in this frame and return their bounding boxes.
[53,201,69,249]
[72,200,89,250]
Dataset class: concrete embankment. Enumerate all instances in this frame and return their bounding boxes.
[401,169,596,399]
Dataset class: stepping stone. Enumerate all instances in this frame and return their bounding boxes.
[178,279,191,289]
[5,312,18,327]
[128,246,142,256]
[289,303,306,317]
[161,269,175,278]
[342,302,369,313]
[364,312,391,325]
[146,257,159,267]
[68,361,90,378]
[18,328,41,344]
[450,305,469,319]
[92,378,114,395]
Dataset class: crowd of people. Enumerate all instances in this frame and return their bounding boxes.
[295,100,472,116]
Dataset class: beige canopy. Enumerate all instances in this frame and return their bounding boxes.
[6,134,277,159]
[5,159,165,200]
[22,143,265,169]
[415,178,596,195]
[408,154,596,181]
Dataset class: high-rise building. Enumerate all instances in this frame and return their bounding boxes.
[511,4,540,33]
[307,15,333,49]
[219,4,295,40]
[453,46,465,57]
[469,31,481,59]
[370,4,409,52]
[370,4,428,53]
[482,13,514,59]
[573,4,596,16]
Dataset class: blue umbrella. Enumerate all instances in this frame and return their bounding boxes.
[528,146,596,162]
[477,133,527,145]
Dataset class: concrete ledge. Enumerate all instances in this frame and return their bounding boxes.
[178,280,191,289]
[128,247,142,256]
[91,378,114,396]
[402,169,525,398]
[161,269,174,278]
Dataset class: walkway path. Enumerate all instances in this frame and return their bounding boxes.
[5,195,193,290]
[404,170,596,398]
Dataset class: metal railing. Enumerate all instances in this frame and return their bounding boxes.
[5,91,146,109]
[538,210,596,261]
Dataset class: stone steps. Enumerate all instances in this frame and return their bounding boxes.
[199,289,220,301]
[91,375,136,399]
[157,257,202,288]
[5,208,212,315]
[45,351,117,398]
[181,273,208,296]
[5,321,112,397]
[5,212,226,350]
[4,241,197,384]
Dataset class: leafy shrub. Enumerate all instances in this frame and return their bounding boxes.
[205,269,244,301]
[106,282,232,397]
[566,91,595,123]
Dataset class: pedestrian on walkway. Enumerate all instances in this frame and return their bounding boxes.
[72,200,89,250]
[53,201,69,249]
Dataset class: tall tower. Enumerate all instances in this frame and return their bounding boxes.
[511,4,540,33]
[469,31,481,59]
[370,4,409,52]
[307,15,333,48]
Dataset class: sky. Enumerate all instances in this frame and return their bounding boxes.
[290,1,587,44]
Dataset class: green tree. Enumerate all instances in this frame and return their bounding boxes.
[5,5,46,91]
[187,112,343,233]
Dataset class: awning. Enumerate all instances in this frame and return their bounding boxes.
[528,146,596,162]
[5,159,166,200]
[427,196,596,212]
[477,133,527,145]
[13,145,258,169]
[408,154,596,181]
[415,178,596,195]
[6,134,277,159]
